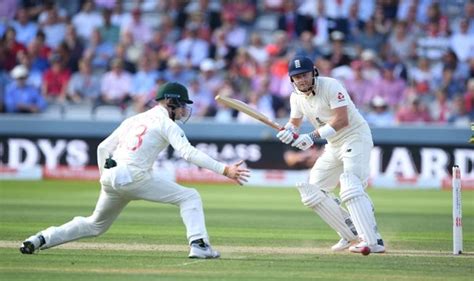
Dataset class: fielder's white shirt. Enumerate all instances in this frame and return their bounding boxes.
[97,105,225,178]
[290,76,371,145]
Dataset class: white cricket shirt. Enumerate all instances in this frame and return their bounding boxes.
[97,105,225,177]
[290,76,371,145]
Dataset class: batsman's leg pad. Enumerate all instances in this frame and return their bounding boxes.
[297,183,357,241]
[179,188,209,244]
[339,173,378,245]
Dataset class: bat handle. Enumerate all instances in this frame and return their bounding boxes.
[279,127,299,139]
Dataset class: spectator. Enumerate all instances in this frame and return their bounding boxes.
[114,43,136,74]
[247,32,268,65]
[185,11,212,42]
[208,27,236,70]
[38,1,67,25]
[146,30,174,71]
[434,66,465,100]
[83,29,115,73]
[130,57,158,112]
[429,90,452,124]
[222,0,256,27]
[364,96,395,126]
[99,8,120,45]
[156,14,181,45]
[95,58,132,113]
[184,0,222,32]
[120,30,144,64]
[61,24,85,73]
[324,0,353,35]
[4,64,46,113]
[464,78,474,117]
[40,8,67,49]
[387,21,416,61]
[1,27,27,71]
[195,58,223,114]
[220,11,247,48]
[26,34,50,75]
[110,0,131,28]
[67,59,101,104]
[345,2,365,43]
[395,95,432,124]
[120,8,153,45]
[294,31,319,61]
[11,7,38,46]
[343,60,374,110]
[416,21,450,62]
[409,57,435,101]
[439,50,470,91]
[175,24,210,70]
[373,5,392,37]
[41,55,71,103]
[371,63,407,109]
[360,49,381,82]
[72,0,103,43]
[304,0,331,48]
[324,31,351,68]
[354,18,385,53]
[163,57,194,85]
[448,95,472,127]
[187,78,215,118]
[17,51,42,89]
[450,18,473,63]
[29,31,52,62]
[277,0,312,40]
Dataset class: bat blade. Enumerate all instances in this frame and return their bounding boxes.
[215,95,283,130]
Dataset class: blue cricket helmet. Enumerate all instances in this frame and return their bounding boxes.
[288,56,318,77]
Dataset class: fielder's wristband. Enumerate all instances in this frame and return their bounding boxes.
[317,124,337,139]
[223,166,229,177]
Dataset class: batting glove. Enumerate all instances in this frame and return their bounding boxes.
[276,123,297,144]
[291,133,316,150]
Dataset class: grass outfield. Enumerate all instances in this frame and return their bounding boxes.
[0,180,472,281]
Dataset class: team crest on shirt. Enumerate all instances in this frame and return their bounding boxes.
[337,92,345,102]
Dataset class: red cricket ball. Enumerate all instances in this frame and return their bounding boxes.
[361,246,371,256]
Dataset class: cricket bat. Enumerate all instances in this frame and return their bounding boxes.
[215,95,298,138]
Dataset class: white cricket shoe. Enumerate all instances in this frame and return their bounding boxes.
[188,239,220,259]
[19,234,45,254]
[349,239,385,254]
[331,238,354,251]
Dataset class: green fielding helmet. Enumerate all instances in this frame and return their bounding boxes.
[155,82,193,104]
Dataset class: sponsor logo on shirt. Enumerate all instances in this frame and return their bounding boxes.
[337,92,345,102]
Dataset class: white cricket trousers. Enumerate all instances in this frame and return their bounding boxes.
[40,171,209,249]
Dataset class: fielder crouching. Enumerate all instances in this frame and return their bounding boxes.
[20,82,250,259]
[277,56,385,254]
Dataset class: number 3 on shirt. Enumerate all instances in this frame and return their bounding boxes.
[125,124,148,151]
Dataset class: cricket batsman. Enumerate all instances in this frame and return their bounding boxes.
[20,82,250,259]
[277,56,385,253]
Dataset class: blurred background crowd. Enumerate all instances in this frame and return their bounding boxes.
[0,0,473,126]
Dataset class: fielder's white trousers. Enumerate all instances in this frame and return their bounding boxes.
[40,170,209,249]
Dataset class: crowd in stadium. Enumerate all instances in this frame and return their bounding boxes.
[0,0,473,126]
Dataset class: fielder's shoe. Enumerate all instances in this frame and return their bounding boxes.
[331,238,354,251]
[19,234,45,254]
[349,239,385,254]
[188,239,220,259]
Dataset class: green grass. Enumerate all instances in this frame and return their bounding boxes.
[0,180,473,281]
